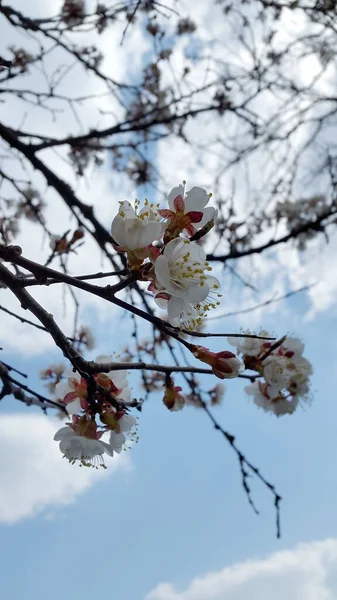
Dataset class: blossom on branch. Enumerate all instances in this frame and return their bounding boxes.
[94,354,131,404]
[111,199,165,253]
[54,415,113,468]
[228,330,269,356]
[192,345,245,379]
[101,406,138,451]
[54,354,132,413]
[163,377,185,411]
[55,370,88,414]
[53,356,137,466]
[153,238,221,328]
[159,183,217,240]
[230,333,313,416]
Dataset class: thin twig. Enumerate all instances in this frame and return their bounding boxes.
[206,284,315,320]
[0,305,81,343]
[200,398,282,538]
[0,363,66,412]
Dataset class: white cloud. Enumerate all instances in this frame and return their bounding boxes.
[0,413,131,524]
[146,539,337,600]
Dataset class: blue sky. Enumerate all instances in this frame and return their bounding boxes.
[1,287,337,600]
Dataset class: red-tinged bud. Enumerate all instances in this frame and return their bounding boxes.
[71,227,85,244]
[163,379,185,411]
[192,345,245,379]
[53,237,69,254]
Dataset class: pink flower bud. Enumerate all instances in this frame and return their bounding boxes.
[192,345,245,379]
[163,381,185,411]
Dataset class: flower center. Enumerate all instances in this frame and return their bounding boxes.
[170,254,208,286]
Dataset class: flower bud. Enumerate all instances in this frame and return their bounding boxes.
[163,378,185,411]
[192,345,245,379]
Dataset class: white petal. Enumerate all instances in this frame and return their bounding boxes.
[64,368,81,381]
[101,441,114,457]
[88,439,106,457]
[109,431,126,453]
[162,237,184,261]
[118,386,131,403]
[54,380,71,400]
[168,296,184,318]
[168,314,180,327]
[167,185,184,210]
[186,284,209,303]
[283,337,304,356]
[205,275,220,289]
[95,354,113,364]
[184,186,209,211]
[188,241,207,263]
[122,218,144,250]
[154,293,169,309]
[227,337,241,349]
[118,414,137,432]
[66,398,82,415]
[231,357,245,375]
[244,383,257,396]
[59,438,74,454]
[111,215,127,246]
[155,256,173,289]
[108,369,127,386]
[53,426,73,441]
[137,221,163,248]
[198,206,217,227]
[118,201,135,217]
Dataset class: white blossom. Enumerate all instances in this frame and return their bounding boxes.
[227,330,270,356]
[158,183,217,236]
[108,412,138,452]
[263,355,292,397]
[118,413,137,431]
[111,199,165,251]
[54,356,132,413]
[244,336,312,416]
[109,431,126,453]
[245,382,299,416]
[281,336,305,357]
[54,425,113,468]
[154,238,221,327]
[55,370,88,414]
[95,354,131,403]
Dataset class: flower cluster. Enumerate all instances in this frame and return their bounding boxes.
[229,333,312,416]
[45,183,316,471]
[53,354,137,467]
[111,183,221,330]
